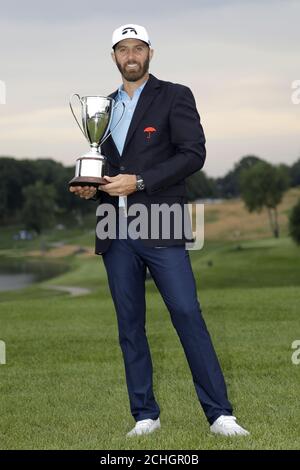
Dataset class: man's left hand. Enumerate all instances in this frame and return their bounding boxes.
[98,174,137,196]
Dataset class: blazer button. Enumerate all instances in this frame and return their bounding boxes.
[120,165,125,171]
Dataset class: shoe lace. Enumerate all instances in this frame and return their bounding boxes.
[217,415,237,427]
[136,419,154,427]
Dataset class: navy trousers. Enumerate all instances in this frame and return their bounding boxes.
[102,213,233,425]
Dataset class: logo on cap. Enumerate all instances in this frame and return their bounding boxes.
[122,27,137,36]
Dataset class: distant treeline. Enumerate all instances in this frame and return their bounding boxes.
[0,155,299,232]
[185,154,300,201]
[0,157,90,230]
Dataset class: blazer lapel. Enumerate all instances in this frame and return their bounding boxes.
[122,74,161,155]
[102,89,121,166]
[103,75,161,165]
[102,136,121,168]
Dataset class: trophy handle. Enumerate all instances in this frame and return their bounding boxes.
[69,93,86,139]
[100,101,126,146]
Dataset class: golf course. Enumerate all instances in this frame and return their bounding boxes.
[1,189,300,450]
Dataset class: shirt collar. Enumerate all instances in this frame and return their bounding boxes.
[117,78,148,101]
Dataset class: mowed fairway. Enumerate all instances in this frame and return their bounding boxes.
[1,191,300,449]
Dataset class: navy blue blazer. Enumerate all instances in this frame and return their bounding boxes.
[94,74,206,254]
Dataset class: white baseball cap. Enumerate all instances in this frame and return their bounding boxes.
[112,24,151,49]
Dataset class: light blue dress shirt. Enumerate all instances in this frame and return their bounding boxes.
[110,79,148,208]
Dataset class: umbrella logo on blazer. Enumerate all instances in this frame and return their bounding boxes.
[144,126,156,139]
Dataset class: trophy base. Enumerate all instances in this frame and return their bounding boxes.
[68,176,108,188]
[69,150,108,188]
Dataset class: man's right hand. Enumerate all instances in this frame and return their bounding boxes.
[69,185,97,199]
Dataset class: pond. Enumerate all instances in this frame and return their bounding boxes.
[0,273,36,292]
[0,258,69,292]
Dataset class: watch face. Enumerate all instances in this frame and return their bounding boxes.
[136,176,144,191]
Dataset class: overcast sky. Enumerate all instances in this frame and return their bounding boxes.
[0,0,299,177]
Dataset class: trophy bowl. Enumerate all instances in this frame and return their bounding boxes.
[68,94,124,188]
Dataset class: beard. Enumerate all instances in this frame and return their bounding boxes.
[115,53,150,82]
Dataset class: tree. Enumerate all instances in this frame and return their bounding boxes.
[0,157,24,223]
[185,170,219,201]
[278,163,291,188]
[289,199,300,245]
[21,181,57,234]
[216,155,263,198]
[239,162,289,238]
[290,158,300,187]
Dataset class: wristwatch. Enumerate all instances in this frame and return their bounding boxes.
[136,174,145,191]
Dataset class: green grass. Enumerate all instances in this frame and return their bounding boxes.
[0,236,300,449]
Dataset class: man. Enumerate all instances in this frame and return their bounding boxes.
[70,24,249,438]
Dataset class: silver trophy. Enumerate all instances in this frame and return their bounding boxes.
[69,94,124,187]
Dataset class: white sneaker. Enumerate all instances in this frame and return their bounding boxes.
[126,417,161,437]
[210,415,249,436]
